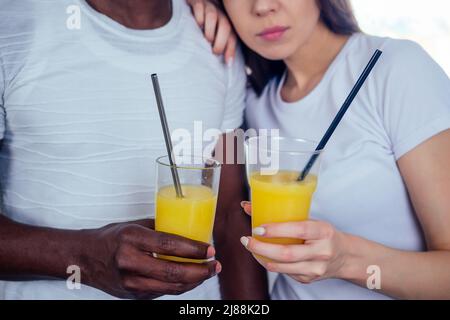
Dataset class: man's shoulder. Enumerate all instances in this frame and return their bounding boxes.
[0,0,48,49]
[176,1,225,64]
[0,0,40,35]
[0,0,75,71]
[0,0,35,78]
[176,0,246,76]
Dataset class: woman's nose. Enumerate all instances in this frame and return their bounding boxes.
[252,0,280,17]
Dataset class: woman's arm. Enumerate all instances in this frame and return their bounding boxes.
[241,129,450,299]
[342,129,450,299]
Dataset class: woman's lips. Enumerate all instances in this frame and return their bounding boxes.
[257,26,290,41]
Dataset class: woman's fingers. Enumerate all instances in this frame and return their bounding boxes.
[188,0,218,42]
[248,248,319,280]
[263,261,327,278]
[204,2,219,42]
[253,221,334,241]
[187,0,236,64]
[240,237,315,263]
[240,201,252,216]
[212,16,232,55]
[187,0,205,27]
[224,34,237,66]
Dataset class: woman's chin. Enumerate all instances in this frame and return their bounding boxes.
[251,45,293,62]
[256,50,290,62]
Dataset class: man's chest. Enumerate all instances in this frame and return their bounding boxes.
[4,60,227,144]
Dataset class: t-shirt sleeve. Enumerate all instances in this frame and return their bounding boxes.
[380,39,450,160]
[220,48,247,131]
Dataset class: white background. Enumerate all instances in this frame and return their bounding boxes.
[352,0,450,75]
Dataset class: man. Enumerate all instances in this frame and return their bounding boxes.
[0,0,268,299]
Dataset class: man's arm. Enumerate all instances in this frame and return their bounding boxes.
[0,215,90,280]
[0,214,219,299]
[214,132,269,300]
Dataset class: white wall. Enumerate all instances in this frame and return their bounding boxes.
[351,0,450,75]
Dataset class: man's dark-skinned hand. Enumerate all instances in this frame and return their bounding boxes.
[0,216,220,299]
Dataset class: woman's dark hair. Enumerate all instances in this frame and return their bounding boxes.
[214,0,361,95]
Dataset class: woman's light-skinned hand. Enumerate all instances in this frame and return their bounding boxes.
[240,201,351,284]
[186,0,237,65]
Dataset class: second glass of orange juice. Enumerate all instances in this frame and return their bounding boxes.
[245,136,323,246]
[155,155,221,263]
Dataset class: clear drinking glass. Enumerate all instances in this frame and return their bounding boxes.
[245,136,323,245]
[155,155,221,263]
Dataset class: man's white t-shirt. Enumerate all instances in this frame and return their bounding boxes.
[0,0,246,299]
[245,33,450,300]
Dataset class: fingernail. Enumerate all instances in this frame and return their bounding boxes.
[207,246,216,258]
[253,227,266,236]
[227,58,234,68]
[240,236,249,247]
[240,201,250,208]
[215,262,222,274]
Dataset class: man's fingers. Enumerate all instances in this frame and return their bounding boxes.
[130,227,215,259]
[122,275,204,298]
[121,251,220,284]
[151,258,220,284]
[130,219,155,229]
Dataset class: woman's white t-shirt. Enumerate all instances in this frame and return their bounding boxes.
[245,33,450,300]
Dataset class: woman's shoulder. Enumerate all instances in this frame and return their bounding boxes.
[352,33,422,54]
[350,33,444,78]
[349,35,449,161]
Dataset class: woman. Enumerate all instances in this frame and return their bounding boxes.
[187,0,450,299]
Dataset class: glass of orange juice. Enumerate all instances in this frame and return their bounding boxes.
[245,136,323,246]
[155,155,221,263]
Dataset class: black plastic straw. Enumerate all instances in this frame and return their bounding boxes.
[299,49,383,181]
[151,74,184,198]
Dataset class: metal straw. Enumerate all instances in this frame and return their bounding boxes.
[151,74,184,198]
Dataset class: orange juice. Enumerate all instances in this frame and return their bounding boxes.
[155,184,217,263]
[250,171,318,245]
